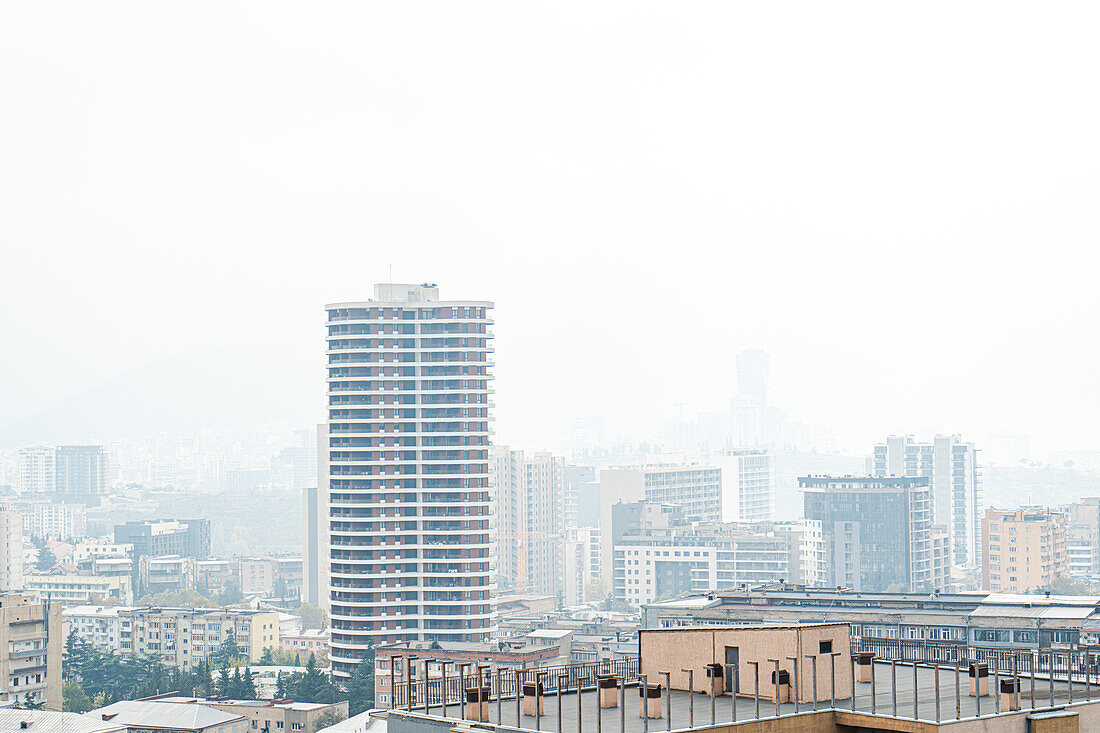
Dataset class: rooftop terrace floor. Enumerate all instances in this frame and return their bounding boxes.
[392,661,1095,733]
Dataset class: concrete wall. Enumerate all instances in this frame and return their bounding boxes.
[639,625,851,703]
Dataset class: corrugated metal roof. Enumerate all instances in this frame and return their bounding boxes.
[0,710,126,733]
[85,701,245,730]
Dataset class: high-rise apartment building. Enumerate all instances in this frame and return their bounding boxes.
[714,448,774,522]
[871,435,983,567]
[562,526,600,606]
[325,283,493,677]
[800,475,941,592]
[18,447,55,495]
[982,507,1068,593]
[491,447,565,597]
[1061,498,1100,578]
[0,504,23,592]
[597,465,722,582]
[563,464,596,529]
[54,445,109,498]
[731,349,785,449]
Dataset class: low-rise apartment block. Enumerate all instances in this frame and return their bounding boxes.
[0,593,62,710]
[24,572,133,605]
[983,506,1068,592]
[114,607,279,668]
[63,605,125,655]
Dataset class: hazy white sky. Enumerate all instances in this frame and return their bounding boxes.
[2,1,1099,454]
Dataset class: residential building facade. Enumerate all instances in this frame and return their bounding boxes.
[0,593,62,709]
[714,449,773,522]
[116,607,280,668]
[54,446,109,499]
[0,504,23,591]
[491,447,565,597]
[800,475,939,592]
[871,435,983,567]
[982,506,1068,593]
[325,283,494,678]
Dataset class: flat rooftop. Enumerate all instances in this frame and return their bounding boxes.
[387,660,1097,733]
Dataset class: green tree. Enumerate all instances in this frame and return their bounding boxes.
[229,667,244,698]
[216,667,231,697]
[1044,576,1090,595]
[17,692,46,710]
[215,629,242,669]
[343,655,376,715]
[63,679,92,712]
[241,668,257,700]
[258,647,276,666]
[296,603,329,630]
[36,545,57,571]
[314,708,346,730]
[275,671,288,699]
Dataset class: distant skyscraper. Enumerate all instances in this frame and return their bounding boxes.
[732,350,784,448]
[491,447,565,597]
[801,475,939,592]
[871,435,983,567]
[54,446,108,498]
[735,349,770,403]
[325,283,493,677]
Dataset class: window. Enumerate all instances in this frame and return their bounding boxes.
[819,640,833,654]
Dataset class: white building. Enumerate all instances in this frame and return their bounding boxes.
[18,447,55,495]
[325,283,494,678]
[597,464,722,582]
[491,447,565,597]
[63,605,127,655]
[0,504,23,591]
[715,448,774,522]
[22,502,87,541]
[611,517,821,608]
[562,526,600,606]
[871,435,984,567]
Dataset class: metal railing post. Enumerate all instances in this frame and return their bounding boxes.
[710,668,716,725]
[770,659,780,719]
[830,653,838,710]
[871,657,877,715]
[850,656,856,711]
[559,674,568,733]
[912,660,918,719]
[808,655,818,712]
[537,671,545,733]
[424,659,433,714]
[1069,651,1075,704]
[516,669,523,725]
[1050,651,1055,707]
[954,660,961,720]
[726,664,737,722]
[441,661,450,718]
[407,656,416,712]
[934,663,940,722]
[640,674,649,733]
[786,656,799,714]
[891,660,897,717]
[750,660,760,720]
[390,656,399,710]
[1030,651,1035,709]
[662,671,671,731]
[681,668,694,727]
[618,675,625,733]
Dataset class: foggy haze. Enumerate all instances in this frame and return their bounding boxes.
[3,1,1100,454]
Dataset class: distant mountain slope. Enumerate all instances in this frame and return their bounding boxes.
[0,341,323,447]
